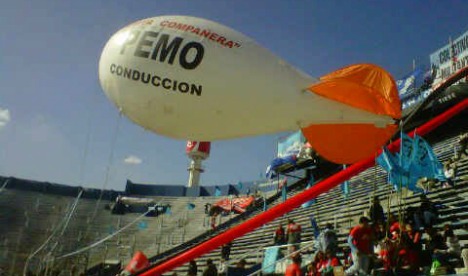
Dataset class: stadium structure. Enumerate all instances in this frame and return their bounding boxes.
[1,31,468,276]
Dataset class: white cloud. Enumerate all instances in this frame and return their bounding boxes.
[0,108,11,130]
[124,155,142,165]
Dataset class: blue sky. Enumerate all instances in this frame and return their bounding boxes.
[0,1,466,190]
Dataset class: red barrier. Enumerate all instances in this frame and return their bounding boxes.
[140,99,468,276]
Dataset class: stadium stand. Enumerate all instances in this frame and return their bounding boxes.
[0,97,466,275]
[152,123,468,275]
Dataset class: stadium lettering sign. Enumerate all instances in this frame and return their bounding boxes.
[120,30,204,70]
[430,30,468,86]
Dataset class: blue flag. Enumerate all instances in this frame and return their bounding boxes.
[310,215,320,239]
[302,177,316,208]
[377,133,445,192]
[411,135,446,182]
[340,165,350,198]
[237,181,243,191]
[262,247,280,274]
[399,132,414,171]
[214,186,222,197]
[281,184,287,202]
[165,206,172,215]
[423,138,446,181]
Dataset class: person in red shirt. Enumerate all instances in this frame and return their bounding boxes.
[274,223,286,245]
[319,249,341,276]
[287,219,302,245]
[285,254,302,276]
[312,251,325,276]
[345,216,373,276]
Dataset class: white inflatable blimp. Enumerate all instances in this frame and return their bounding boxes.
[99,16,401,164]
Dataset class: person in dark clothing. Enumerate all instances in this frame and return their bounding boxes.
[273,223,286,245]
[204,203,211,215]
[414,195,438,230]
[369,196,385,225]
[187,260,198,276]
[202,259,218,276]
[456,132,468,159]
[221,242,232,261]
[425,228,449,268]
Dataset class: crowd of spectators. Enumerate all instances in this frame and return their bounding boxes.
[280,191,467,276]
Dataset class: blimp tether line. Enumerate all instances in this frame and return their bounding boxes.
[99,15,401,164]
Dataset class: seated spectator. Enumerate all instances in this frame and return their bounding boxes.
[414,195,438,230]
[342,247,352,269]
[306,261,317,276]
[236,259,246,269]
[444,159,458,187]
[397,223,422,273]
[373,222,386,242]
[433,225,461,266]
[416,177,436,193]
[273,223,286,245]
[425,227,451,270]
[285,254,302,276]
[319,249,341,276]
[456,132,468,160]
[388,214,401,238]
[202,259,218,276]
[221,242,232,261]
[187,260,197,276]
[317,223,338,256]
[313,251,325,276]
[462,248,468,272]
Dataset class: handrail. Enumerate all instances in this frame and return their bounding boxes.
[227,240,315,268]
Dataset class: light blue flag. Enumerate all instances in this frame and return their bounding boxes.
[377,147,400,172]
[214,186,222,197]
[281,184,287,202]
[302,176,316,208]
[262,247,279,274]
[411,135,446,182]
[340,165,350,198]
[399,132,414,171]
[165,206,172,215]
[423,138,446,181]
[377,147,402,191]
